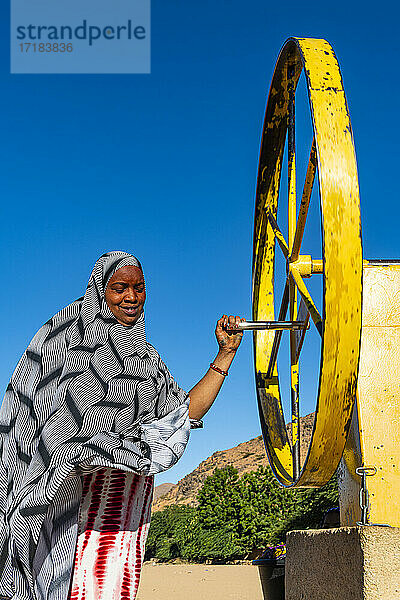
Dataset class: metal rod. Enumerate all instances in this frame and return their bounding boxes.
[294,298,310,363]
[290,137,317,262]
[288,62,300,481]
[224,320,309,331]
[266,210,289,259]
[290,366,300,480]
[289,264,323,336]
[288,66,296,254]
[266,279,290,379]
[311,259,323,274]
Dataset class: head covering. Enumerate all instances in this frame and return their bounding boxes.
[0,251,191,599]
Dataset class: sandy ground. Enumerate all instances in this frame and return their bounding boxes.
[136,563,264,600]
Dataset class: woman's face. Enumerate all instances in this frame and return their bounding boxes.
[105,265,146,326]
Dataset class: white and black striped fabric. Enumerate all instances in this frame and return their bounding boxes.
[0,251,193,600]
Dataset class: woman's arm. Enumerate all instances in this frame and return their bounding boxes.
[188,315,244,420]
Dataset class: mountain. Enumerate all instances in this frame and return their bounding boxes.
[153,482,175,502]
[153,412,314,512]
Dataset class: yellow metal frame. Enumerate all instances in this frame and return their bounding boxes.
[253,37,363,487]
[339,261,400,527]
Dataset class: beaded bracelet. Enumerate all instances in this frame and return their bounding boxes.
[210,362,228,377]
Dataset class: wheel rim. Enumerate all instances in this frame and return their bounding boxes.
[252,37,363,487]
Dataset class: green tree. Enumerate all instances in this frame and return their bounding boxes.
[274,475,339,540]
[145,504,196,560]
[197,466,244,529]
[146,466,339,562]
[239,467,298,549]
[196,465,246,558]
[196,465,298,556]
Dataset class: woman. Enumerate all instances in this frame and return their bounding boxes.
[0,251,244,600]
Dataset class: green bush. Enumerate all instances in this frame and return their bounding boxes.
[146,465,338,562]
[145,504,196,560]
[274,475,339,540]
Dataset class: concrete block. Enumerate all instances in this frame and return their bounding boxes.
[285,526,400,600]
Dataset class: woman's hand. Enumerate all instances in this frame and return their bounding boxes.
[215,315,245,354]
[188,314,246,420]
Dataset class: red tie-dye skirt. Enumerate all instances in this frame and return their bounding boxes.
[68,468,154,600]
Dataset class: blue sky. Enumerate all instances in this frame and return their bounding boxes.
[0,0,399,485]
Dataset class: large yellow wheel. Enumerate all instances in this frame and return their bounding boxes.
[253,37,363,487]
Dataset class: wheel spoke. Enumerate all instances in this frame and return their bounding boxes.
[291,138,317,262]
[266,279,289,379]
[290,325,300,480]
[294,298,310,363]
[289,265,323,336]
[266,210,289,259]
[287,63,300,481]
[289,276,300,480]
[288,64,296,255]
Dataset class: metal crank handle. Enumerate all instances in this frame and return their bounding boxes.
[224,321,310,332]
